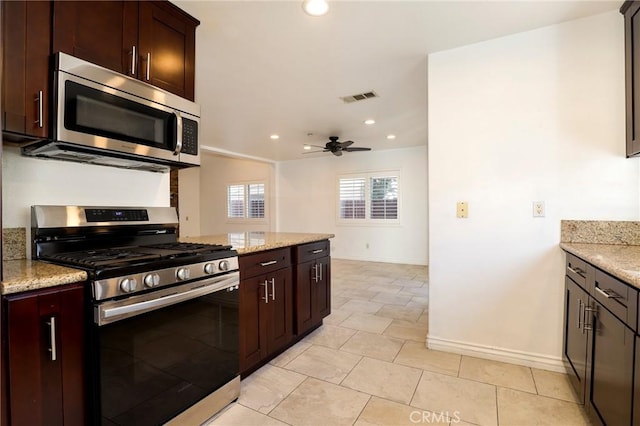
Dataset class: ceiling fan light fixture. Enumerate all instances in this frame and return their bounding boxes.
[302,0,329,16]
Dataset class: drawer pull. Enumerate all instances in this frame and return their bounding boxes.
[311,249,324,254]
[260,260,278,267]
[567,265,585,277]
[595,286,623,300]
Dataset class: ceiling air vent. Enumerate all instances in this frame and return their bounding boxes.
[340,91,379,104]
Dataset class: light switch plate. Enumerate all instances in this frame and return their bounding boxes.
[456,202,468,218]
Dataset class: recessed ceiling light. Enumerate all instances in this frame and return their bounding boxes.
[386,134,396,140]
[302,0,329,16]
[270,134,280,140]
[303,145,312,150]
[364,119,376,125]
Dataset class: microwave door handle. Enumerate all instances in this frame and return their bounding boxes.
[173,110,183,156]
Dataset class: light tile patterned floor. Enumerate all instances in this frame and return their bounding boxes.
[207,259,590,426]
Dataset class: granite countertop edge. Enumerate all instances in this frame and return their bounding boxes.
[560,242,640,288]
[181,232,335,255]
[2,259,88,296]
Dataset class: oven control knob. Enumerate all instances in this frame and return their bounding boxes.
[144,273,161,288]
[204,263,215,275]
[219,260,230,271]
[176,268,190,281]
[119,278,137,293]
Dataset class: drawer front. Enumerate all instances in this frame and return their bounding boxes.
[594,269,638,331]
[566,253,588,290]
[295,240,330,264]
[240,248,292,279]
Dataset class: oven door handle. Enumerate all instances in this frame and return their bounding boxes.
[97,273,239,326]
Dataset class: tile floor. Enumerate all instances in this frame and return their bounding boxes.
[207,259,591,426]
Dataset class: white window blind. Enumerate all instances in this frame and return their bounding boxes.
[370,176,398,219]
[339,178,366,219]
[248,183,265,218]
[227,185,245,218]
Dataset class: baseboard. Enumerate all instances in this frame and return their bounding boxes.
[426,335,566,373]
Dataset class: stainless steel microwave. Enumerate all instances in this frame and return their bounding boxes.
[22,53,200,172]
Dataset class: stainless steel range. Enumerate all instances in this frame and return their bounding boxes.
[32,205,240,425]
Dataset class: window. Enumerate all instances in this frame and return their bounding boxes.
[227,183,266,219]
[338,172,399,223]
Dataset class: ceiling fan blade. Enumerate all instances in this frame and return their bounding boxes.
[344,147,372,152]
[302,150,325,154]
[340,140,354,148]
[333,150,343,157]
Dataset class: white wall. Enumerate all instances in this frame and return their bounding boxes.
[428,10,639,369]
[178,166,201,237]
[3,146,170,254]
[278,146,428,265]
[199,153,276,235]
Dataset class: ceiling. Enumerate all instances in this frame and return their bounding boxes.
[174,0,619,162]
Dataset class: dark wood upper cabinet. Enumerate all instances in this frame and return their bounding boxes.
[622,1,640,156]
[52,0,198,100]
[52,1,138,77]
[1,0,51,140]
[138,1,197,100]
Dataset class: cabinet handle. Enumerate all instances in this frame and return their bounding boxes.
[311,249,324,254]
[567,265,585,277]
[262,280,269,304]
[35,90,43,128]
[146,52,151,81]
[46,316,57,361]
[131,45,137,75]
[260,260,277,267]
[270,278,276,301]
[583,304,597,331]
[595,286,623,300]
[318,262,322,281]
[312,264,318,283]
[577,299,582,329]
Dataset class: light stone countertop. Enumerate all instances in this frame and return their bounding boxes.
[560,242,640,289]
[2,260,88,295]
[181,232,334,255]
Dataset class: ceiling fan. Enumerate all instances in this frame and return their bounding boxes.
[303,136,372,157]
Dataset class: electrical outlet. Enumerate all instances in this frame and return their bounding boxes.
[366,243,370,249]
[456,202,468,218]
[533,201,545,217]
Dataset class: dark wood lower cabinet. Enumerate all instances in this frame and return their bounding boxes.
[239,263,293,375]
[562,252,636,425]
[3,282,86,425]
[590,303,634,425]
[563,276,591,405]
[295,256,331,335]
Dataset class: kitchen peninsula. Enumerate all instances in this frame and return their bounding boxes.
[184,232,334,376]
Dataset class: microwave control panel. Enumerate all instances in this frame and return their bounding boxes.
[181,118,198,155]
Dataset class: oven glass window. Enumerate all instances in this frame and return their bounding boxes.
[94,290,239,425]
[64,81,176,151]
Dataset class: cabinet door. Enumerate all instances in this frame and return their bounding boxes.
[5,284,85,426]
[590,302,634,425]
[563,277,589,404]
[314,256,331,321]
[138,0,197,100]
[295,260,315,335]
[53,1,138,77]
[2,0,50,139]
[239,275,268,373]
[266,268,293,354]
[624,2,640,156]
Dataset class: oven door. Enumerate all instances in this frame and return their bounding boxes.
[90,272,239,425]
